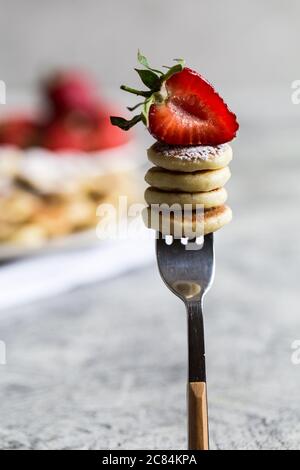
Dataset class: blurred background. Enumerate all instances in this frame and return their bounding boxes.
[0,0,300,450]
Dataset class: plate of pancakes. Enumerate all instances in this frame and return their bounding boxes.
[0,70,142,259]
[0,142,140,260]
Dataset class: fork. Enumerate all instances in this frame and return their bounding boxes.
[156,233,215,450]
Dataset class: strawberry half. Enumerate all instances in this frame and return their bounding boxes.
[149,68,238,145]
[111,52,239,146]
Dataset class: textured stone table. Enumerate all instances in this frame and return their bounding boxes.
[0,120,300,450]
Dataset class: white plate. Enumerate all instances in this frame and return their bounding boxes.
[0,229,100,261]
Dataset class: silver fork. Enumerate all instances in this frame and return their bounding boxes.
[156,233,215,450]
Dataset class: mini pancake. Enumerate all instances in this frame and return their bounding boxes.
[147,142,232,172]
[142,205,232,237]
[144,186,227,209]
[145,166,231,193]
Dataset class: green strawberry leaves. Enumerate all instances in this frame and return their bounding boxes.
[110,114,143,131]
[120,85,150,97]
[163,60,185,82]
[137,50,163,75]
[134,69,161,91]
[126,101,144,112]
[110,52,185,131]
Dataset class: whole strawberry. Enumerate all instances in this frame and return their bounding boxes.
[41,119,91,152]
[111,52,239,146]
[44,70,100,118]
[88,110,130,151]
[0,115,40,148]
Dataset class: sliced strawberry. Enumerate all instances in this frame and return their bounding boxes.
[148,68,238,145]
[111,53,239,146]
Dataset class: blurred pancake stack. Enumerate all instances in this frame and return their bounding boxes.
[0,71,137,250]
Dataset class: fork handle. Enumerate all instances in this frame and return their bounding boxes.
[188,381,209,450]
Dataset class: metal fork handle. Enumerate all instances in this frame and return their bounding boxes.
[187,300,206,382]
[186,300,209,450]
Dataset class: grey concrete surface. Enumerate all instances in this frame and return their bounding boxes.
[0,0,300,451]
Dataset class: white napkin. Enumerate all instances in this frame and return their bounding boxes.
[0,237,154,314]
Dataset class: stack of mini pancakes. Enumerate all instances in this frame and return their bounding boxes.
[143,142,233,238]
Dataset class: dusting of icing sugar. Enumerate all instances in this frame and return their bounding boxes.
[152,142,230,161]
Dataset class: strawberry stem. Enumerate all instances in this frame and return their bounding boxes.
[137,50,164,75]
[111,53,186,132]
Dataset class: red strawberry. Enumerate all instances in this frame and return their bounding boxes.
[42,105,131,153]
[41,120,90,152]
[149,68,239,145]
[0,115,40,148]
[89,110,131,151]
[44,70,100,117]
[111,53,239,146]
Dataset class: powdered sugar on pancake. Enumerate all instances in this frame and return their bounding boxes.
[151,142,230,162]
